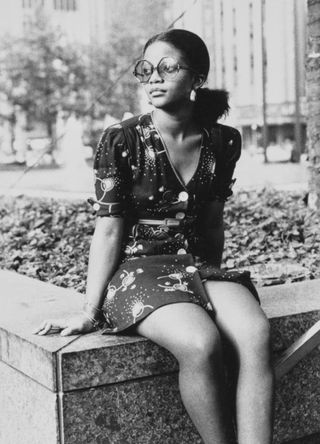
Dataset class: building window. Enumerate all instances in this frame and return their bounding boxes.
[232,5,238,87]
[23,0,44,7]
[22,0,32,7]
[53,0,77,10]
[22,15,33,31]
[232,6,236,36]
[249,2,255,85]
[220,0,226,87]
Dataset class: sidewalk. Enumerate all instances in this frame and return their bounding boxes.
[0,151,309,200]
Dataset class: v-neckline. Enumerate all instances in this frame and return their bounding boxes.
[149,113,204,189]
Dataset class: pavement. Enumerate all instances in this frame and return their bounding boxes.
[0,150,309,200]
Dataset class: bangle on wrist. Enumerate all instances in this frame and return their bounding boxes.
[83,301,103,316]
[82,310,104,330]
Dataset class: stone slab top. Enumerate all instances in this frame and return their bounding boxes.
[0,270,83,352]
[0,270,84,390]
[259,279,320,318]
[1,270,320,391]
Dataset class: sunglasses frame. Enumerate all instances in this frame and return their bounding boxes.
[133,57,194,83]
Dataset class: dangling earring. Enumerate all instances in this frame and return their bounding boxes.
[190,89,197,102]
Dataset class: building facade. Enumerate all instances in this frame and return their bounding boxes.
[172,0,307,151]
[0,0,100,45]
[0,0,308,151]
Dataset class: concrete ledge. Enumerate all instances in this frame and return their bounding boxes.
[0,270,319,443]
[0,271,83,390]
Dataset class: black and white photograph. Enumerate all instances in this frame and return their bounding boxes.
[0,1,319,443]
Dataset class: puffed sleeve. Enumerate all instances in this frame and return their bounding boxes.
[210,126,241,202]
[89,125,132,217]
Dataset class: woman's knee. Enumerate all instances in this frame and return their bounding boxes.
[135,303,223,367]
[206,282,271,352]
[237,313,272,361]
[177,326,223,369]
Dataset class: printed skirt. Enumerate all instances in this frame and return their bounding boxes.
[101,254,259,334]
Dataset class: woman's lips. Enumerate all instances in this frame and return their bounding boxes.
[150,89,166,96]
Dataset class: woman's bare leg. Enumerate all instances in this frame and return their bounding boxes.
[133,302,235,444]
[205,281,274,444]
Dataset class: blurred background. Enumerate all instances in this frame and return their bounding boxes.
[0,0,309,195]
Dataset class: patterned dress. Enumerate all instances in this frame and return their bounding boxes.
[90,113,259,334]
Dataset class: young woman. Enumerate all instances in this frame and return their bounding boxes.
[35,29,274,444]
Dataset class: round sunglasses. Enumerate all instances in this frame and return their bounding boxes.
[133,57,194,83]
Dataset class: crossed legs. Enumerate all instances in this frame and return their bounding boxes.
[133,282,274,444]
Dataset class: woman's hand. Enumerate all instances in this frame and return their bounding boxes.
[33,313,97,336]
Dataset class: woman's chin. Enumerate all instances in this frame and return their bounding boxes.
[149,96,168,108]
[151,97,190,112]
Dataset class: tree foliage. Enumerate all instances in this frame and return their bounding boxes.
[86,0,170,120]
[0,0,171,128]
[0,10,88,132]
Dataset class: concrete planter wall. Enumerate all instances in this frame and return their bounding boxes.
[0,270,319,444]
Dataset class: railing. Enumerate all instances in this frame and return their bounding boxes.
[275,320,320,380]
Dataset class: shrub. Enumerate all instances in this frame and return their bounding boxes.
[1,188,319,293]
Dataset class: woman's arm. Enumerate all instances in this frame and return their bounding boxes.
[84,216,124,316]
[198,201,225,268]
[33,216,124,336]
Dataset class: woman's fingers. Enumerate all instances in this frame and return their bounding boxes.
[32,321,47,334]
[60,319,92,336]
[33,320,53,335]
[33,315,95,336]
[60,327,73,336]
[38,324,55,335]
[33,319,67,335]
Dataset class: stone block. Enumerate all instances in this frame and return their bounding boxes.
[58,333,177,391]
[274,348,320,443]
[283,433,320,444]
[0,361,58,444]
[270,311,320,352]
[0,270,82,390]
[0,270,320,444]
[61,374,201,444]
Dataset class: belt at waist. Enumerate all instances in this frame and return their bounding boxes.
[138,218,181,227]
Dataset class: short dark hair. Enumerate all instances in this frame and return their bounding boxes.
[143,29,210,80]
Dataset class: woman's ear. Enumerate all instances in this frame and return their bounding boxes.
[193,74,206,90]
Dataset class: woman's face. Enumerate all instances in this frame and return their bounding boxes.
[142,41,195,111]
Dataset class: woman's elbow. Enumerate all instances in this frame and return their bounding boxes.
[94,216,124,239]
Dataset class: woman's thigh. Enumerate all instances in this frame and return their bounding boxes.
[204,281,271,356]
[132,302,221,363]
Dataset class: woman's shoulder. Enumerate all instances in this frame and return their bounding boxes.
[104,113,150,133]
[214,123,241,141]
[100,113,150,143]
[207,123,241,163]
[211,123,241,150]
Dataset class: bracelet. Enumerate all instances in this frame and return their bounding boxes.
[83,301,103,315]
[82,310,104,330]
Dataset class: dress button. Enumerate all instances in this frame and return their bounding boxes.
[177,248,187,255]
[175,212,185,220]
[178,191,189,202]
[93,203,100,211]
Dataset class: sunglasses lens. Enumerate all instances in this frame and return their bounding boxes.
[134,60,153,83]
[158,58,179,79]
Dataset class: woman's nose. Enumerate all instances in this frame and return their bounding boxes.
[149,67,164,83]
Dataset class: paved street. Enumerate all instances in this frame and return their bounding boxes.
[0,150,309,200]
